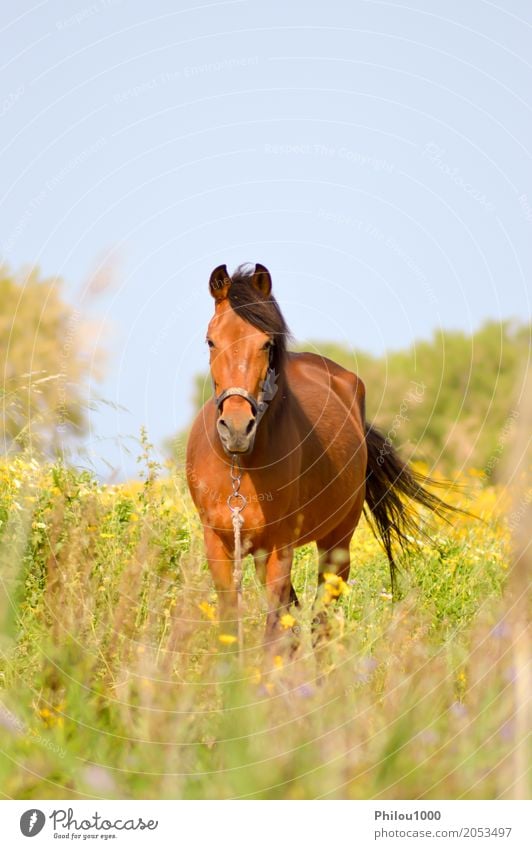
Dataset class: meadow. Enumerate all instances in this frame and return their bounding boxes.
[0,441,527,800]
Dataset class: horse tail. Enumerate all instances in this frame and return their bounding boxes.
[363,423,467,598]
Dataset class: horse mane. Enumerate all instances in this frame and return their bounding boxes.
[228,264,292,373]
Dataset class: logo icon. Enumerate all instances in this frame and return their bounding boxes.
[20,810,46,837]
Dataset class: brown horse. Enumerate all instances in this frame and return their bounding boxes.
[186,263,454,650]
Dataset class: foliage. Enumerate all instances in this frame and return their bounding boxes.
[0,265,100,453]
[0,454,526,800]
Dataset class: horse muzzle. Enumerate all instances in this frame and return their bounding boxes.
[213,370,278,455]
[216,413,258,455]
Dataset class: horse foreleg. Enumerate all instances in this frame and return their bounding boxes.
[263,545,297,653]
[203,527,238,637]
[254,549,299,606]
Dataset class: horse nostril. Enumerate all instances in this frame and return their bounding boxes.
[245,417,256,435]
[218,418,230,433]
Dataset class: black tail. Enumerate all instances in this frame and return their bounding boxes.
[364,423,469,598]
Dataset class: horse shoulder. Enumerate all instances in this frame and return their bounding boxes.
[287,352,366,424]
[186,400,218,492]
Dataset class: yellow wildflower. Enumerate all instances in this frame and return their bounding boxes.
[280,613,296,629]
[323,572,350,602]
[218,634,237,645]
[199,601,216,621]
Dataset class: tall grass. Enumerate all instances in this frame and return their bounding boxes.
[0,448,526,800]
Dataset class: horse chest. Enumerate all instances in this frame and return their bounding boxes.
[197,483,272,532]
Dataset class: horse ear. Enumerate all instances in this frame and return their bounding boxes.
[209,264,231,301]
[251,263,272,297]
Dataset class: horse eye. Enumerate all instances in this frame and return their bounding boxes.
[263,340,273,351]
[207,339,215,349]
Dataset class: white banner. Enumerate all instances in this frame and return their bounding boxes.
[2,799,529,848]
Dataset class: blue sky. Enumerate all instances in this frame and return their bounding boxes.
[1,0,531,478]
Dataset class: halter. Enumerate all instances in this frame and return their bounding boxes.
[213,367,279,427]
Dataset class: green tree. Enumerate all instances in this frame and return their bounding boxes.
[0,265,100,454]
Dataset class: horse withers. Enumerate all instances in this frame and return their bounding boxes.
[186,263,455,653]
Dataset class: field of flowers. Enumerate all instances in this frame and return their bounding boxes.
[0,448,526,800]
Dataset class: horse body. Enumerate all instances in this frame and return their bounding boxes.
[285,352,367,546]
[188,351,367,551]
[187,262,458,649]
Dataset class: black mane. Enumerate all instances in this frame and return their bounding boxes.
[228,264,291,372]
